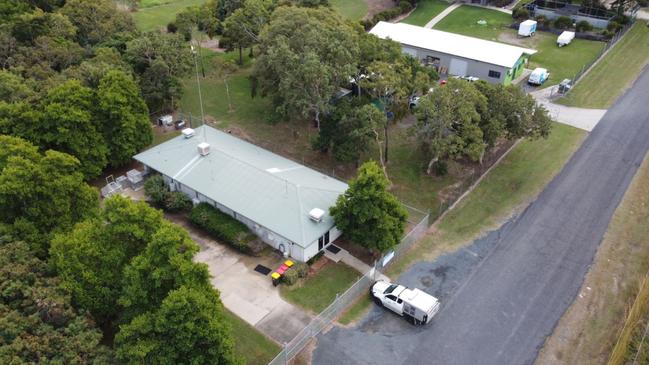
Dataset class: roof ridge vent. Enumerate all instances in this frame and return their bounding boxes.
[308,208,325,223]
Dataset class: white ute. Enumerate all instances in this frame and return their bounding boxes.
[371,280,440,325]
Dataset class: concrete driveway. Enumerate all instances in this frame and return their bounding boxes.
[530,85,607,131]
[313,66,649,365]
[170,215,312,344]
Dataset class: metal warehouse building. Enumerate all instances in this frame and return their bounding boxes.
[134,125,348,262]
[370,21,537,85]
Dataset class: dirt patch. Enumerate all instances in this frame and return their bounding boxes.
[200,38,226,53]
[364,0,396,19]
[498,30,539,47]
[535,154,649,365]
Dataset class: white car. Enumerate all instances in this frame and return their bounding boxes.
[371,280,440,325]
[528,68,550,86]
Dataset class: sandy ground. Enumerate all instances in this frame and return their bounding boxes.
[535,154,649,365]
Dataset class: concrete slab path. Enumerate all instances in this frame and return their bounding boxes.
[325,246,390,281]
[168,215,313,344]
[424,3,461,28]
[530,86,607,132]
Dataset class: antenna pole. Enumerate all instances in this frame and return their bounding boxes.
[191,42,206,133]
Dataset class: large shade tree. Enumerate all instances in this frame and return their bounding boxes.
[50,196,164,323]
[116,286,241,365]
[253,6,360,129]
[0,135,98,253]
[0,239,114,363]
[97,69,152,167]
[414,78,487,174]
[330,161,408,253]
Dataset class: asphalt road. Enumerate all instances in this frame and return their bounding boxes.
[313,67,649,365]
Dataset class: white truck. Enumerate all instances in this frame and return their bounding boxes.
[371,280,440,325]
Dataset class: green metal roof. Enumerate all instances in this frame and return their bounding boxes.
[134,126,348,248]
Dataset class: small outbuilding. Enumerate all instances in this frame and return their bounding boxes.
[369,21,537,85]
[134,125,348,262]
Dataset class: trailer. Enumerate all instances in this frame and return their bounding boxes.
[557,31,575,47]
[518,20,537,37]
[371,280,441,325]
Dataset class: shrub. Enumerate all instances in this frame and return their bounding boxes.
[399,1,413,13]
[282,269,298,286]
[512,7,529,20]
[144,175,168,207]
[164,191,192,212]
[607,21,622,32]
[554,16,573,30]
[575,20,593,32]
[492,0,513,7]
[294,262,309,278]
[190,203,256,254]
[167,22,178,33]
[432,160,448,176]
[306,251,325,266]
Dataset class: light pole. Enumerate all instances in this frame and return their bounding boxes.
[191,42,206,129]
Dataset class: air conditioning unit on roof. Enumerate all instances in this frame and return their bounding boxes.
[197,142,210,156]
[182,128,195,138]
[309,208,325,223]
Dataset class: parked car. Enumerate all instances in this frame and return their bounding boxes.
[558,79,572,93]
[528,68,550,86]
[174,120,187,129]
[371,280,440,325]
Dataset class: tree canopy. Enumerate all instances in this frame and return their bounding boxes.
[116,286,241,365]
[253,6,360,129]
[330,161,408,252]
[0,135,98,253]
[50,196,164,323]
[0,238,113,363]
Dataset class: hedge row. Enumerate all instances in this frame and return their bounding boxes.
[190,202,257,254]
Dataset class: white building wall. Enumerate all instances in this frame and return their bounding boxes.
[150,170,338,262]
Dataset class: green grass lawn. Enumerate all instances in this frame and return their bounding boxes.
[338,295,372,325]
[338,123,586,324]
[280,262,361,314]
[150,129,180,147]
[386,123,586,277]
[180,49,469,211]
[401,0,452,26]
[222,309,280,365]
[433,6,605,86]
[433,5,512,41]
[330,0,368,20]
[558,23,649,108]
[504,29,605,86]
[132,0,207,31]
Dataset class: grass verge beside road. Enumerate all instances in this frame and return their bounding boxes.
[280,261,360,314]
[338,123,586,324]
[386,122,585,277]
[223,309,280,365]
[535,154,649,365]
[400,0,451,26]
[558,23,649,109]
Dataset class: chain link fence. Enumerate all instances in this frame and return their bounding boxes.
[267,211,429,365]
[556,22,634,99]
